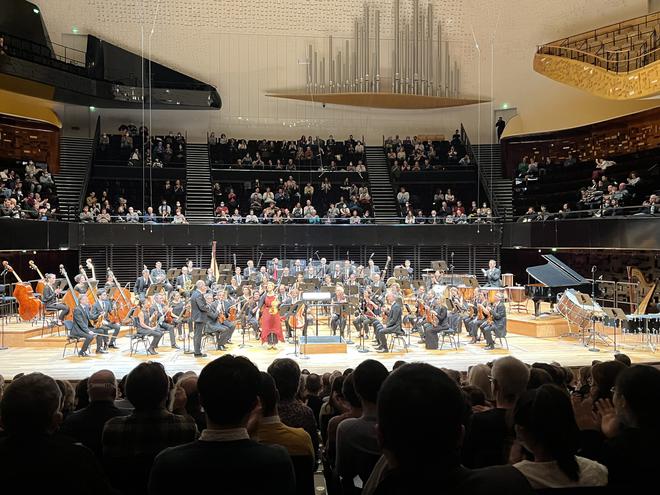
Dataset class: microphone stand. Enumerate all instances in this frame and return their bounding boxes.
[588,266,599,352]
[450,252,455,286]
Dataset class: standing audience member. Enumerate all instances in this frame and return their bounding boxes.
[149,356,295,494]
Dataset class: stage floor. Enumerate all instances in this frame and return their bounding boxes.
[0,327,656,380]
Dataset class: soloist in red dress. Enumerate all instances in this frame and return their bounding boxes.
[260,294,284,343]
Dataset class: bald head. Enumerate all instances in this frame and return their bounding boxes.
[87,369,117,402]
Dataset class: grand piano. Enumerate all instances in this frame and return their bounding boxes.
[525,255,591,316]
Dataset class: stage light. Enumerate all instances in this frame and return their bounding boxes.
[72,27,79,34]
[33,8,40,14]
[89,106,96,111]
[502,103,509,109]
[552,247,558,252]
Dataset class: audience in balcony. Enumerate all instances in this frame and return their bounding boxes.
[0,160,59,220]
[385,133,468,173]
[209,134,367,171]
[97,125,186,168]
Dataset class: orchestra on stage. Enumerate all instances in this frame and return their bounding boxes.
[0,250,514,358]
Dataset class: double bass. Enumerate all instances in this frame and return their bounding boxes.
[107,269,134,324]
[60,264,80,321]
[2,261,42,321]
[29,260,47,295]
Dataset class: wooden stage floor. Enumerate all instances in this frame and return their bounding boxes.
[0,318,657,380]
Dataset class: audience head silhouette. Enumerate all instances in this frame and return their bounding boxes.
[125,361,170,410]
[0,372,62,435]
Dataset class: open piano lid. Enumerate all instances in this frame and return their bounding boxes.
[526,255,588,287]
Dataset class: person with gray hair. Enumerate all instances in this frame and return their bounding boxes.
[462,356,530,468]
[60,370,128,457]
[0,373,113,493]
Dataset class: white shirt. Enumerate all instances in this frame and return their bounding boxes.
[513,456,608,489]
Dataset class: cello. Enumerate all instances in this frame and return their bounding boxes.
[29,260,47,296]
[2,261,42,321]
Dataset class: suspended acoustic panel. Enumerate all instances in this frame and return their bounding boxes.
[266,92,483,109]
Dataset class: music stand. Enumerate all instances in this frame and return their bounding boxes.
[237,301,252,349]
[394,267,407,279]
[335,302,353,344]
[602,307,626,354]
[280,276,295,287]
[167,268,180,281]
[346,285,359,296]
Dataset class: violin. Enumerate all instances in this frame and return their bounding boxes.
[2,261,42,321]
[269,296,280,315]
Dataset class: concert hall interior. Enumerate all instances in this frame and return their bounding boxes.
[1,1,660,494]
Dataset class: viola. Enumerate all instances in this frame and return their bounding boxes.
[2,261,42,321]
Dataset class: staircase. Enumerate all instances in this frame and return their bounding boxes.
[365,146,399,224]
[55,136,94,221]
[473,143,513,219]
[185,144,214,224]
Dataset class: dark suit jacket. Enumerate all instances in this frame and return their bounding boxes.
[134,277,151,294]
[491,302,506,332]
[0,433,114,494]
[486,268,501,287]
[385,302,402,332]
[175,274,190,289]
[42,284,57,306]
[59,401,128,457]
[461,408,512,468]
[148,438,296,495]
[190,290,207,323]
[434,304,449,331]
[72,305,92,334]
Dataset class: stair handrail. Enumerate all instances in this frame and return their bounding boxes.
[76,116,101,216]
[460,123,503,218]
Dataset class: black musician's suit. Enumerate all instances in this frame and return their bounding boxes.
[70,305,99,354]
[423,304,449,350]
[91,299,120,347]
[42,284,70,321]
[190,289,207,355]
[376,302,402,351]
[481,302,507,348]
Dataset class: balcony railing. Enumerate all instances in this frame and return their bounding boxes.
[537,11,660,73]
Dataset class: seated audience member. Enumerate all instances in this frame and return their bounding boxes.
[103,362,197,495]
[512,384,607,488]
[60,370,128,457]
[149,356,295,495]
[462,356,530,468]
[325,373,362,473]
[336,359,389,492]
[367,363,533,495]
[0,373,114,494]
[577,364,660,489]
[267,358,319,461]
[256,371,314,458]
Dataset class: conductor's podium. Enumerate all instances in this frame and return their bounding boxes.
[299,335,347,354]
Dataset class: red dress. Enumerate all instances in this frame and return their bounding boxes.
[260,294,284,343]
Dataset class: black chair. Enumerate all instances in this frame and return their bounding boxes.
[62,320,83,358]
[388,331,408,352]
[129,316,150,356]
[440,327,460,350]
